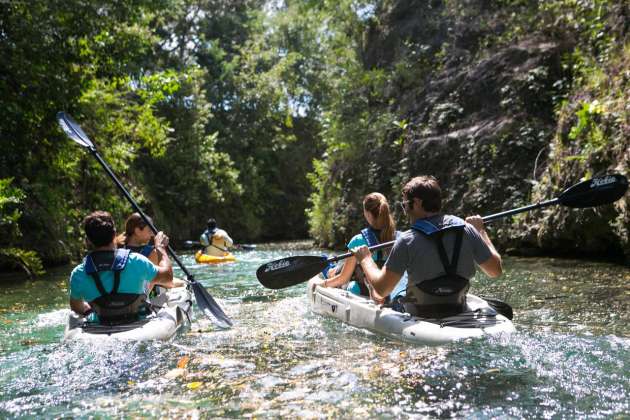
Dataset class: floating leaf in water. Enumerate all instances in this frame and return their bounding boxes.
[186,381,203,390]
[177,355,190,369]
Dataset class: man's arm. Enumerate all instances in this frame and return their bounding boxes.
[465,215,502,278]
[223,232,234,248]
[70,298,91,315]
[353,246,403,298]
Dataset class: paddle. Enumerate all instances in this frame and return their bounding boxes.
[257,174,628,290]
[184,240,257,251]
[57,112,233,328]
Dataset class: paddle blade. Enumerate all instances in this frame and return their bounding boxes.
[256,255,328,289]
[482,297,514,320]
[56,112,95,149]
[559,174,628,208]
[191,281,233,328]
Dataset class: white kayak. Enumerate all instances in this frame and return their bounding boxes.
[307,278,515,346]
[64,286,193,342]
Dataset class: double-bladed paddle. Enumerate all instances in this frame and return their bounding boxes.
[57,112,233,329]
[257,174,628,290]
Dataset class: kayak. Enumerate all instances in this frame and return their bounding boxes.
[307,277,515,346]
[195,250,236,264]
[64,286,192,341]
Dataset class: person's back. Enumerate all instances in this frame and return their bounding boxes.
[200,218,233,257]
[387,214,492,317]
[70,250,157,323]
[69,211,174,324]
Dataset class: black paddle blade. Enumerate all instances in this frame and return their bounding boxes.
[191,281,233,328]
[559,174,628,208]
[56,112,95,149]
[256,255,329,289]
[482,297,514,320]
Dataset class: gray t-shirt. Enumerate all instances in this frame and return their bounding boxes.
[385,215,492,286]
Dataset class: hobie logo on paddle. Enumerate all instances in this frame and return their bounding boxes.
[590,176,617,188]
[264,260,291,272]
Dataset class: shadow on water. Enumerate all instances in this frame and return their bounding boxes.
[0,247,628,418]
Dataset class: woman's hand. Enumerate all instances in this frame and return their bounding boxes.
[154,231,169,249]
[351,245,372,263]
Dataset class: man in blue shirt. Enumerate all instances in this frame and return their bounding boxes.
[69,211,174,319]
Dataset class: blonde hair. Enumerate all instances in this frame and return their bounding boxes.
[363,192,396,243]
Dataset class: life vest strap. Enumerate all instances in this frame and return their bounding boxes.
[84,248,149,325]
[409,218,469,297]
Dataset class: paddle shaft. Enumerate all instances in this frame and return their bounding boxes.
[482,198,559,223]
[328,199,559,264]
[89,148,195,282]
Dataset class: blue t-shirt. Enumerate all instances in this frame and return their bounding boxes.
[69,253,158,302]
[347,231,408,299]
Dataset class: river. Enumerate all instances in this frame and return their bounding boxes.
[0,243,628,418]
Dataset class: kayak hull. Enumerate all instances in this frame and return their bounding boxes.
[307,277,515,346]
[64,286,192,342]
[195,250,236,264]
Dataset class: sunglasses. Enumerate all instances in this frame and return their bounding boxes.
[396,200,413,212]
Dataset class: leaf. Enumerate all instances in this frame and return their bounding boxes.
[177,355,190,369]
[186,382,204,390]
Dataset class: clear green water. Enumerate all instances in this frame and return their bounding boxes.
[0,244,628,418]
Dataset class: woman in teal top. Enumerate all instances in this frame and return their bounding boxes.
[319,192,397,304]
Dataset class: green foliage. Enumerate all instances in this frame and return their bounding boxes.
[1,0,627,267]
[0,179,44,276]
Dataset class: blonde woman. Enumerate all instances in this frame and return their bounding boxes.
[320,193,400,303]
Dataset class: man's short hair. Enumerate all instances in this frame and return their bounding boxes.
[207,218,217,230]
[402,176,442,212]
[83,211,116,247]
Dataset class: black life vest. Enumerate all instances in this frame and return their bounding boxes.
[404,217,470,317]
[84,249,149,325]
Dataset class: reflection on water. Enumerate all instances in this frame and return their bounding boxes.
[0,246,628,418]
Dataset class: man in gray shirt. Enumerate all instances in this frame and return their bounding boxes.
[353,176,502,317]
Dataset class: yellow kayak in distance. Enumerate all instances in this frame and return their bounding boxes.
[195,250,237,264]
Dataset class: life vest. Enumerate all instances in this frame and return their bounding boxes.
[404,217,470,318]
[84,249,149,325]
[201,228,229,255]
[351,227,390,296]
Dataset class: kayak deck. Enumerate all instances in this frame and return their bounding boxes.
[195,250,236,264]
[307,277,515,346]
[64,286,193,342]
